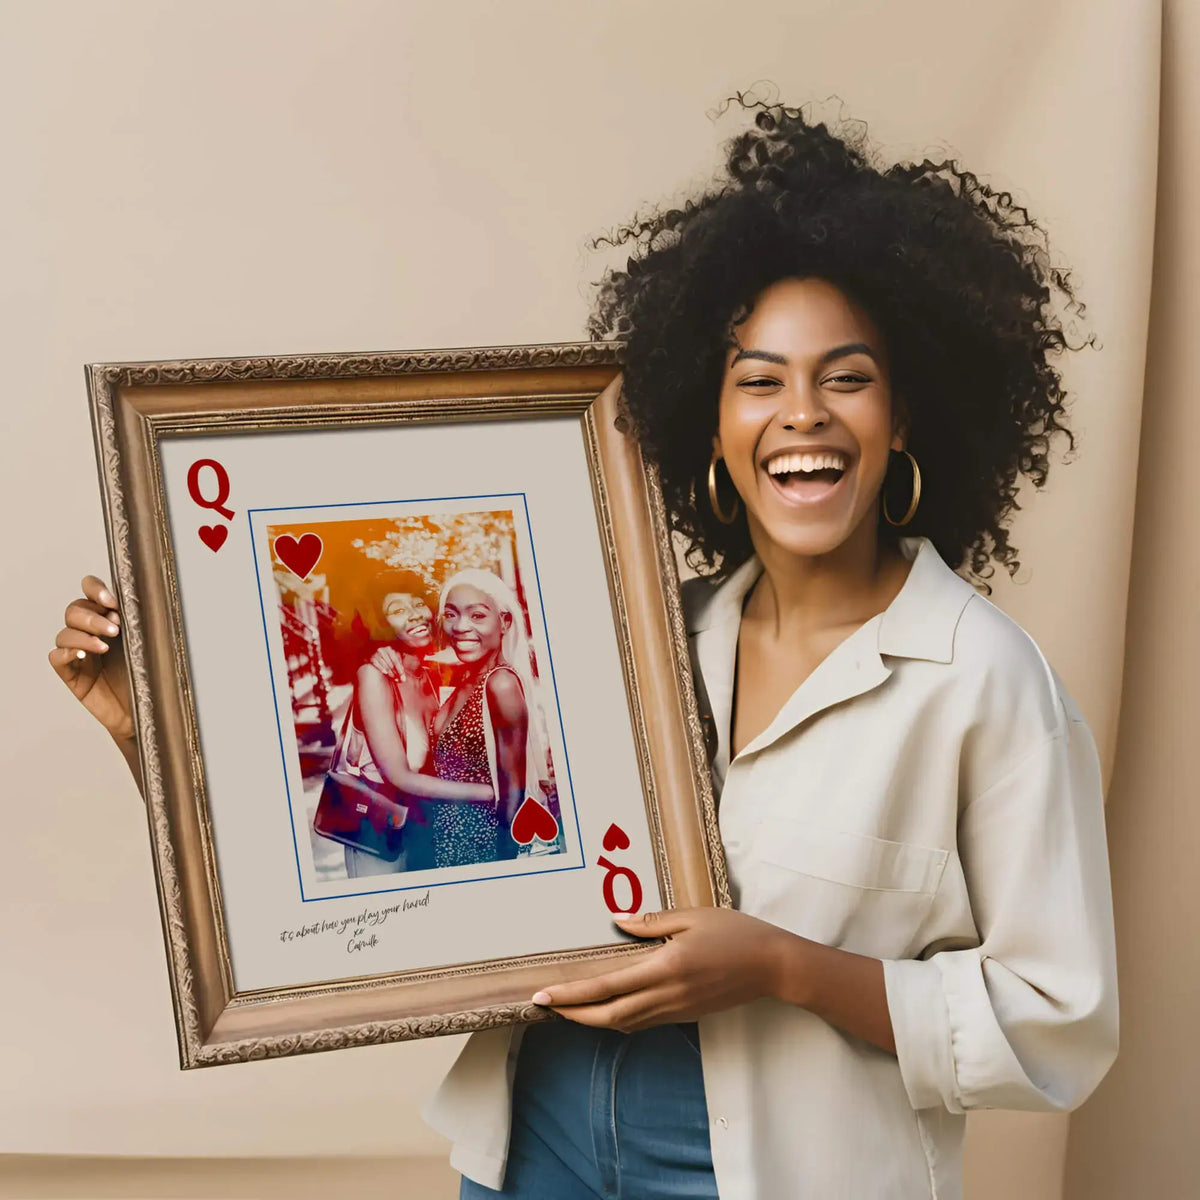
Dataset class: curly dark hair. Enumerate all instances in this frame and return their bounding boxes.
[587,99,1088,589]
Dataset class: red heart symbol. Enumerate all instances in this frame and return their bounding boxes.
[510,796,559,845]
[602,823,630,852]
[274,533,323,580]
[199,524,228,552]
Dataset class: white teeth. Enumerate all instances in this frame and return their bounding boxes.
[766,451,847,475]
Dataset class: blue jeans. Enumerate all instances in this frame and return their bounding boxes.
[459,1019,718,1200]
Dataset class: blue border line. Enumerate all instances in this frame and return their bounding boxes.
[296,861,585,904]
[518,492,585,861]
[248,493,584,903]
[250,510,308,894]
[247,491,529,517]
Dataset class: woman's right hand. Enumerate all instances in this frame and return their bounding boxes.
[49,575,134,744]
[369,644,407,682]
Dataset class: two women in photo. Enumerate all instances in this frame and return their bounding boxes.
[338,567,555,875]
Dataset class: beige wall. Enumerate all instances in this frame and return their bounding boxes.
[1063,1,1200,1197]
[1,2,1166,1197]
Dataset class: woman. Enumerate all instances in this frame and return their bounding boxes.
[50,102,1118,1200]
[428,569,554,868]
[335,584,493,878]
[428,103,1118,1200]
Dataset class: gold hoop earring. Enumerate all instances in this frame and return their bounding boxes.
[707,452,740,525]
[883,449,921,526]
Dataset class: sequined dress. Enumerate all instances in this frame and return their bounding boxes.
[431,667,511,867]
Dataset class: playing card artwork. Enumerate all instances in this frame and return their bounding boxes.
[262,505,570,888]
[159,420,662,992]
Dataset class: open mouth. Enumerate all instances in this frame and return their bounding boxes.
[763,450,850,505]
[406,623,430,639]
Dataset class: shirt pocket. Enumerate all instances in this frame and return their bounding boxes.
[746,817,949,959]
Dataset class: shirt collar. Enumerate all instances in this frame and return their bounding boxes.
[877,536,977,663]
[686,535,976,665]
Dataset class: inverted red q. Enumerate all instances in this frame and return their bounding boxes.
[187,459,235,520]
[597,854,643,915]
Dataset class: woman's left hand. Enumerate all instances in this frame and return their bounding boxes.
[531,907,796,1032]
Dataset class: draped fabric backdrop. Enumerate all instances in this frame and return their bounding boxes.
[0,2,1181,1197]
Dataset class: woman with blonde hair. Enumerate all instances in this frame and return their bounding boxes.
[429,568,554,868]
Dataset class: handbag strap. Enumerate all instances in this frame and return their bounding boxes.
[328,693,358,775]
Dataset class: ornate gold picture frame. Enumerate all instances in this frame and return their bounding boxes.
[88,342,728,1068]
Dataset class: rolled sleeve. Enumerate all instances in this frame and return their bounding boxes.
[884,718,1119,1114]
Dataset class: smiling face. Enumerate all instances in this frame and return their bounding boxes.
[382,593,434,652]
[714,276,905,561]
[441,584,511,666]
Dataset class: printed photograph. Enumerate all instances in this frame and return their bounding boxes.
[264,504,568,885]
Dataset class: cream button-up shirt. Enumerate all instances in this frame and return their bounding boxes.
[424,535,1119,1199]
